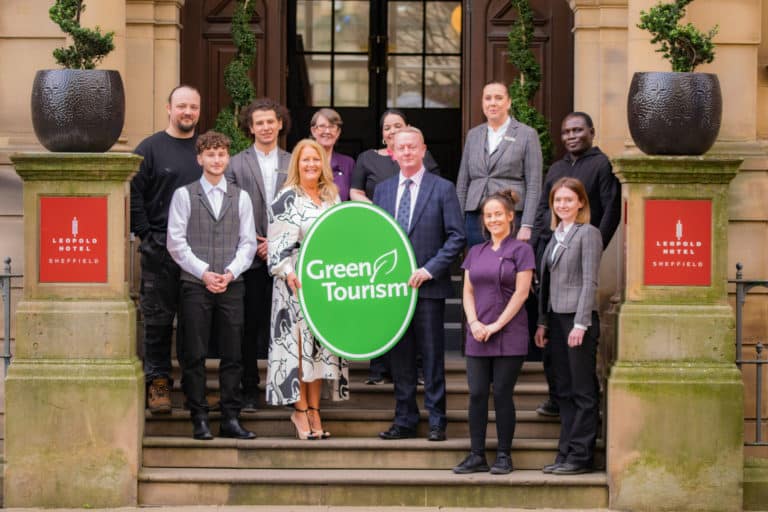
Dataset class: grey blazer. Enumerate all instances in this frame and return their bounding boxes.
[456,117,543,227]
[538,222,602,328]
[225,146,291,269]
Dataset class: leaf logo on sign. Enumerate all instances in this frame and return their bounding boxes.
[370,249,398,283]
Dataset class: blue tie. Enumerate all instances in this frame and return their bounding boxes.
[396,179,413,232]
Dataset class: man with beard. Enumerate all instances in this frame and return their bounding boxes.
[225,98,291,411]
[530,111,621,418]
[131,85,203,413]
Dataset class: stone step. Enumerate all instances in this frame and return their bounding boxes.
[145,408,562,439]
[166,380,550,411]
[138,467,608,508]
[142,436,605,471]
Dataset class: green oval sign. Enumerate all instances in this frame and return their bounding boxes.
[297,202,418,360]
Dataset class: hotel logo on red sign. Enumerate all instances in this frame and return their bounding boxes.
[39,196,108,283]
[644,199,711,286]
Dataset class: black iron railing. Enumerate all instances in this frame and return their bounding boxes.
[731,262,767,447]
[1,257,22,373]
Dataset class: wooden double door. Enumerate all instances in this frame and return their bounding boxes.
[181,0,574,180]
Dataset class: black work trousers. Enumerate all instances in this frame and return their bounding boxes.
[466,355,525,455]
[178,280,244,419]
[242,265,273,392]
[139,237,180,384]
[548,311,600,467]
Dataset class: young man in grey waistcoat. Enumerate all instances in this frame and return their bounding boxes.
[167,131,258,440]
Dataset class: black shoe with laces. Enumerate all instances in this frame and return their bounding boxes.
[490,453,513,474]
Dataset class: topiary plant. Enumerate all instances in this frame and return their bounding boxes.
[49,0,115,69]
[637,0,718,72]
[507,0,553,167]
[213,0,257,154]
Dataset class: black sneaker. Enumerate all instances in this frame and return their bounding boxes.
[490,453,513,474]
[453,453,490,474]
[536,398,560,417]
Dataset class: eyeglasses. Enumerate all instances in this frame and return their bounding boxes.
[313,124,338,132]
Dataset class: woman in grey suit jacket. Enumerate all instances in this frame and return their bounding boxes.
[534,177,602,476]
[456,81,543,247]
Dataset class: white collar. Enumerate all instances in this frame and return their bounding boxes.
[399,167,426,187]
[201,176,227,194]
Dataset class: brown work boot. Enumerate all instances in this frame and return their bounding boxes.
[147,378,172,413]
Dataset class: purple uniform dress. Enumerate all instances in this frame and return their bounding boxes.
[331,151,354,201]
[461,235,536,357]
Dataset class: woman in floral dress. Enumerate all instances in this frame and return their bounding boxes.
[267,138,349,440]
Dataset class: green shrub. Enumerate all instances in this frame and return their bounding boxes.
[49,0,115,69]
[638,0,718,72]
[507,0,553,167]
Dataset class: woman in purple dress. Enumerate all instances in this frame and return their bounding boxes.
[310,108,354,201]
[453,189,535,475]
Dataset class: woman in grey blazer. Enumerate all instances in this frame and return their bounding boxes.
[456,81,543,247]
[534,177,602,476]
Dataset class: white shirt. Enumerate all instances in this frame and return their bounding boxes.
[486,116,511,154]
[167,176,258,280]
[255,145,280,201]
[395,167,426,229]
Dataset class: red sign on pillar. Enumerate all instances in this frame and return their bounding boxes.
[39,196,108,283]
[644,199,711,286]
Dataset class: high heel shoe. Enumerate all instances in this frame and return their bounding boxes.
[307,406,331,439]
[290,408,319,440]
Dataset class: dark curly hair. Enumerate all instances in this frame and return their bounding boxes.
[195,130,231,154]
[239,97,291,137]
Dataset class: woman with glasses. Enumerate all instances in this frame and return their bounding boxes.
[310,108,355,201]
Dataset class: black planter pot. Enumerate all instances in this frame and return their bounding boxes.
[627,71,722,156]
[31,69,125,152]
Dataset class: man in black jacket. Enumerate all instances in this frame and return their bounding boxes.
[130,85,202,413]
[530,111,621,417]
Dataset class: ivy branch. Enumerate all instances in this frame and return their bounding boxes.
[49,0,115,69]
[507,0,553,166]
[638,0,717,72]
[214,0,258,154]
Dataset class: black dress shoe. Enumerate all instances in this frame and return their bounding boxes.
[542,462,562,474]
[490,453,513,474]
[192,416,213,440]
[219,417,256,439]
[378,424,416,440]
[452,453,490,474]
[427,427,446,441]
[552,462,592,475]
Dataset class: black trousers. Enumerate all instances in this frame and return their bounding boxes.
[242,266,273,392]
[390,298,446,430]
[138,237,180,384]
[178,280,244,419]
[466,355,525,455]
[548,311,599,467]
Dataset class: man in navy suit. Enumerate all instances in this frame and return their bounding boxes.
[373,126,466,441]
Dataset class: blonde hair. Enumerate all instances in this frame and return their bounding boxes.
[393,125,425,144]
[549,177,591,229]
[285,139,339,202]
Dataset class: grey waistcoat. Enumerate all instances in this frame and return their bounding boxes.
[180,180,243,283]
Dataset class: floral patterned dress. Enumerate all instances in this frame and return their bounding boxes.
[266,186,349,405]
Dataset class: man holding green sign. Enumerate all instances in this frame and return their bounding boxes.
[372,127,466,442]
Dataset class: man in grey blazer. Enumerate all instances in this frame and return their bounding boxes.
[456,81,543,247]
[225,98,291,411]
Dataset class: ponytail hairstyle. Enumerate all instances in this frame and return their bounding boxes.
[478,189,520,240]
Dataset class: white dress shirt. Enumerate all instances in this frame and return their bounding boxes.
[255,146,280,201]
[167,176,258,280]
[486,116,511,154]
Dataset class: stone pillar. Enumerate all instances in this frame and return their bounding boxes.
[4,153,143,508]
[607,156,744,511]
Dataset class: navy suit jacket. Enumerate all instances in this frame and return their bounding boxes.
[373,171,466,299]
